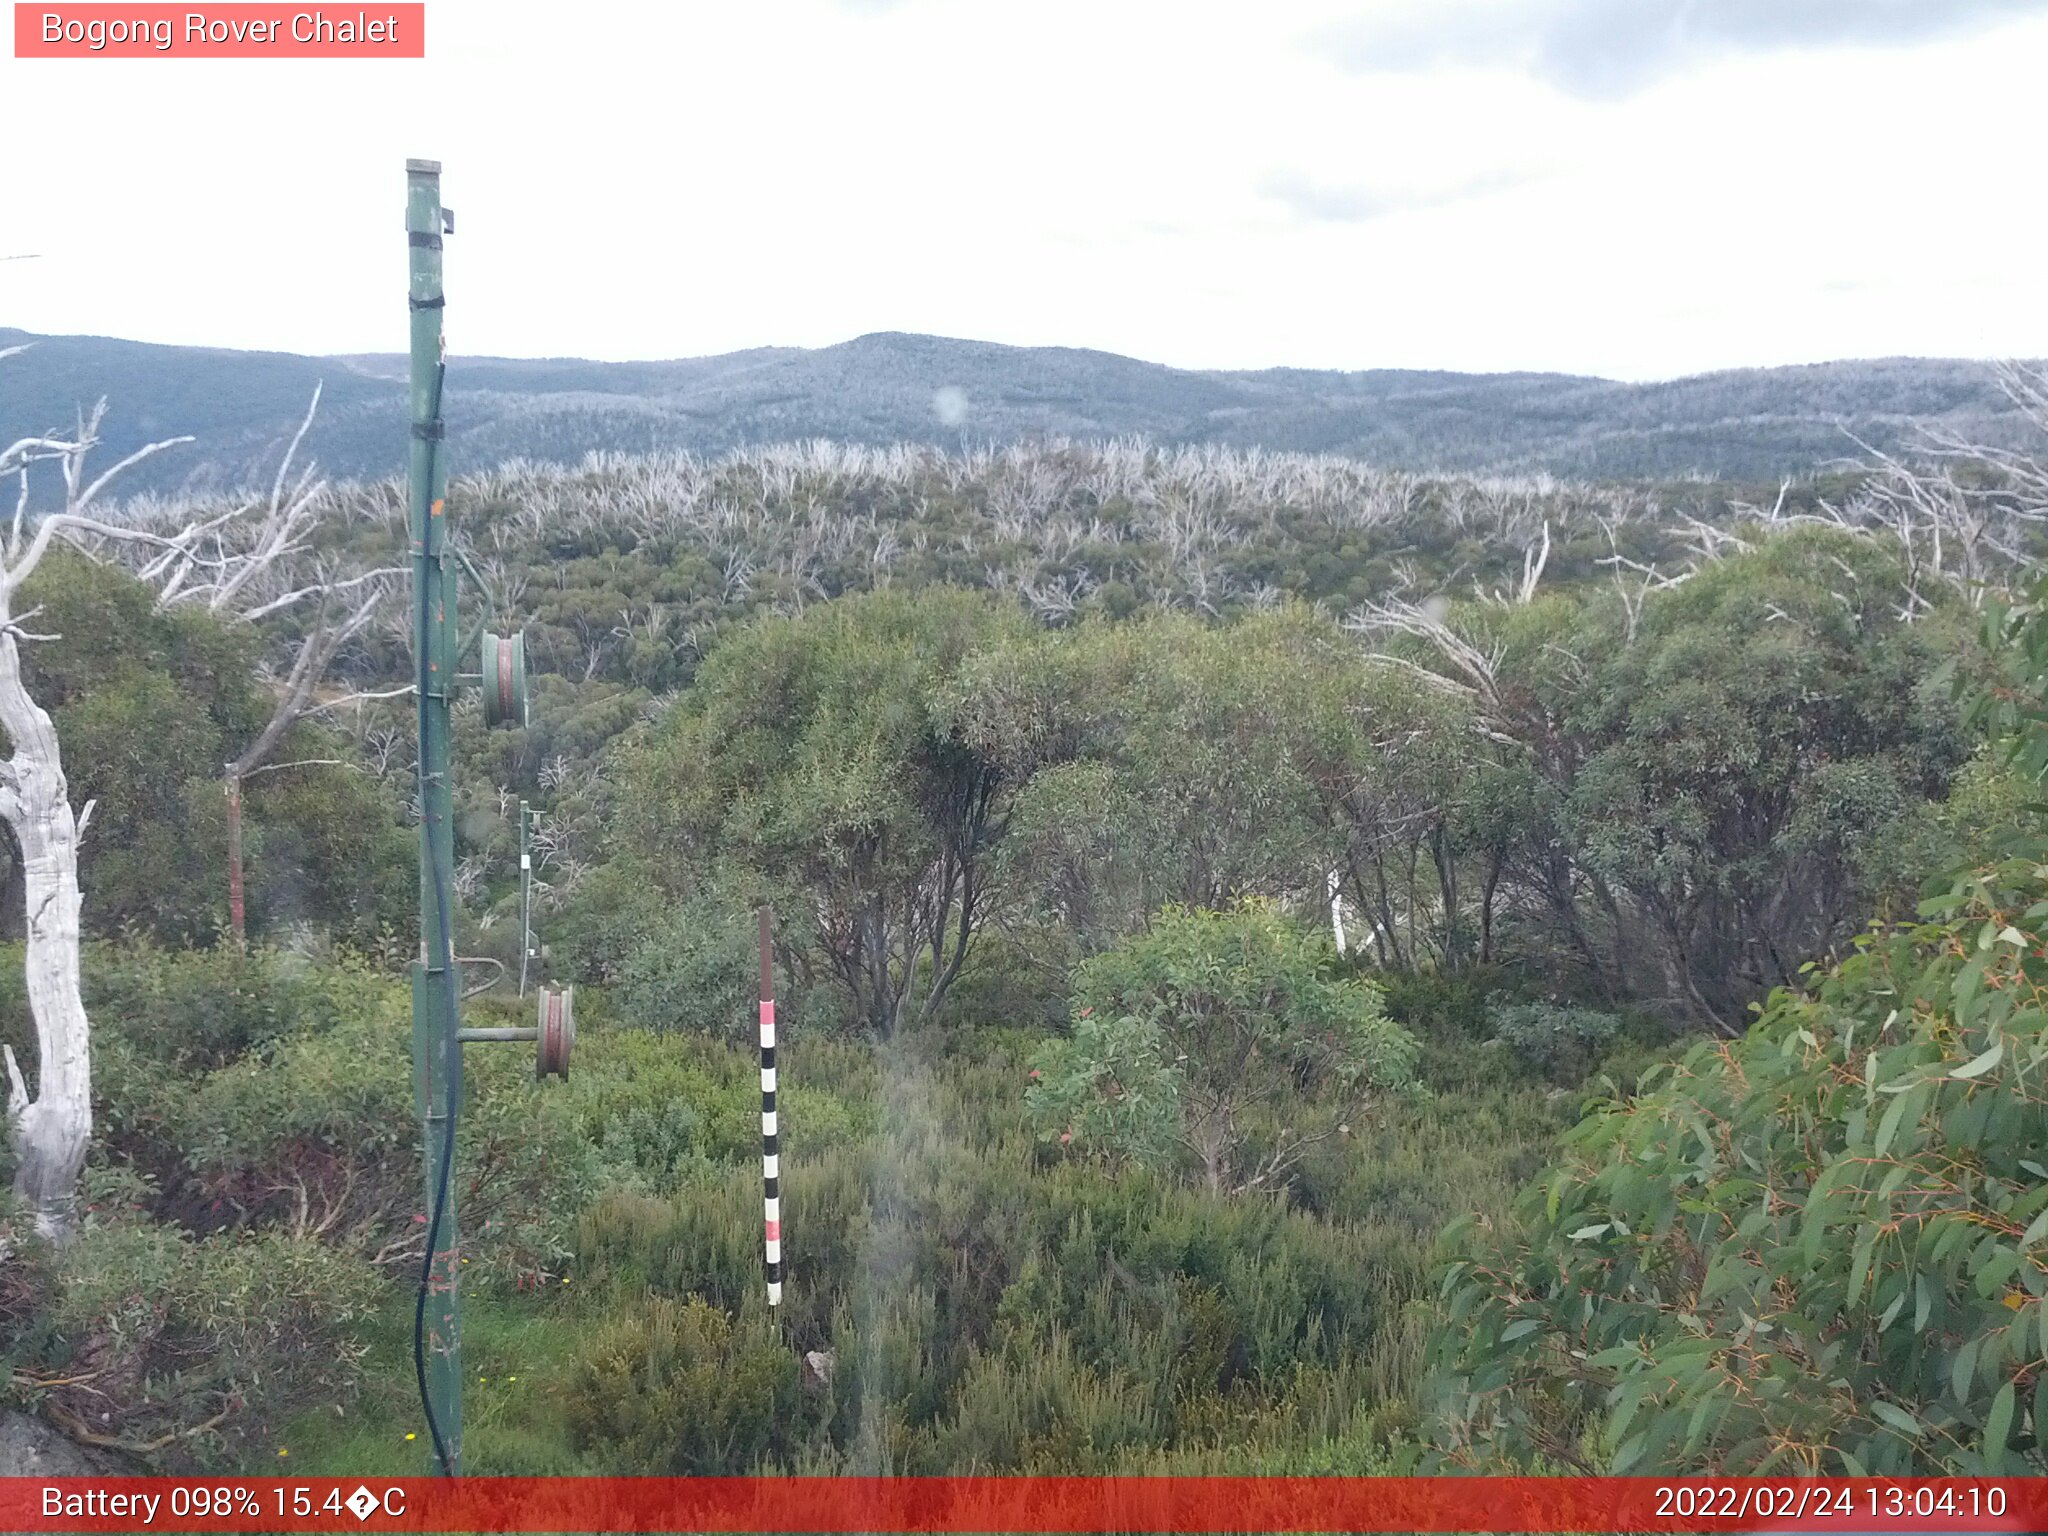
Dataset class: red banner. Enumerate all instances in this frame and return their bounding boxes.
[13,4,425,57]
[5,1477,2048,1532]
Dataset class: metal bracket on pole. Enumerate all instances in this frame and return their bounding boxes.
[458,984,573,1079]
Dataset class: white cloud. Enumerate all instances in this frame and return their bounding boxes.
[1259,168,1548,223]
[1313,0,2045,100]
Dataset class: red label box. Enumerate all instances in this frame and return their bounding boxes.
[14,3,425,56]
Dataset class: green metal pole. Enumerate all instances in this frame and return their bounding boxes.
[405,156,463,1476]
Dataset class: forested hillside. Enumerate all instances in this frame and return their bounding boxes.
[7,380,2048,1478]
[3,326,2041,499]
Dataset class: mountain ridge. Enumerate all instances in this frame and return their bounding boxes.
[1,325,2037,500]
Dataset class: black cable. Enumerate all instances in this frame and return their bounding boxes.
[411,356,461,1479]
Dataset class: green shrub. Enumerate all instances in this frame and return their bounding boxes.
[566,1296,802,1472]
[1028,902,1420,1195]
[612,878,770,1041]
[568,1037,1430,1473]
[1374,968,1515,1041]
[1,1218,381,1469]
[9,551,410,947]
[0,942,366,1090]
[70,953,595,1287]
[1485,999,1625,1082]
[929,1329,1164,1472]
[562,1025,871,1197]
[1429,848,2048,1476]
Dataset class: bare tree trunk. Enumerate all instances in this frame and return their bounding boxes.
[1371,856,1407,971]
[215,589,388,949]
[225,768,247,951]
[1478,852,1502,966]
[1432,822,1461,970]
[0,626,92,1241]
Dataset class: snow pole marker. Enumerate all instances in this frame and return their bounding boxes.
[759,905,781,1309]
[518,801,533,998]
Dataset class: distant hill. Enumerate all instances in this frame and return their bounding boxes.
[1,326,2038,501]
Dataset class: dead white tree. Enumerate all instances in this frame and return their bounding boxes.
[2,376,397,1236]
[1594,514,1691,643]
[1813,402,2048,610]
[1717,374,2048,616]
[1,386,193,1239]
[1345,595,1520,740]
[1474,521,1550,607]
[146,390,408,948]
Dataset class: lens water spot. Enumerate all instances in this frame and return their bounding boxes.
[932,386,968,427]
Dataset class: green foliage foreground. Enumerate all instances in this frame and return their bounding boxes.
[1423,578,2048,1479]
[1430,842,2048,1476]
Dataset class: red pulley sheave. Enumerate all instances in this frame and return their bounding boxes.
[481,631,529,729]
[536,985,574,1078]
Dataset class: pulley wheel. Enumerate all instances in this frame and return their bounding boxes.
[536,985,574,1080]
[481,630,529,729]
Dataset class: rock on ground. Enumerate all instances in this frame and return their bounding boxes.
[0,1409,135,1476]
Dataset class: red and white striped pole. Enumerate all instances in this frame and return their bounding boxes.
[759,906,781,1309]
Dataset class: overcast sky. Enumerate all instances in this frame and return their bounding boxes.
[2,0,2044,380]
